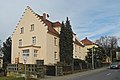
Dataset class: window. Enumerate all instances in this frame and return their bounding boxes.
[32,36,36,44]
[79,47,81,53]
[54,37,57,46]
[19,39,22,46]
[34,49,38,57]
[30,24,34,31]
[20,27,24,34]
[75,45,77,52]
[23,49,29,57]
[54,52,57,59]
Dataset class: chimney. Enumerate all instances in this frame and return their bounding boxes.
[43,13,49,20]
[85,37,87,39]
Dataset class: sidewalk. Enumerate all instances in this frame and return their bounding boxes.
[40,67,108,80]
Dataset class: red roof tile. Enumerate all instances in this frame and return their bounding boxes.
[35,13,61,37]
[81,37,94,46]
[53,22,61,27]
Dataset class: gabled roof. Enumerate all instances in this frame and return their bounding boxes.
[81,37,94,46]
[35,14,61,37]
[12,6,61,37]
[74,38,84,47]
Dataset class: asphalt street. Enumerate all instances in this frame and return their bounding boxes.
[41,67,120,80]
[71,69,120,80]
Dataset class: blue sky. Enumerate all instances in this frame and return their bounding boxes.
[0,0,120,42]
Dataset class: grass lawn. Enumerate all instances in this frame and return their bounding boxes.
[0,77,24,80]
[0,77,38,80]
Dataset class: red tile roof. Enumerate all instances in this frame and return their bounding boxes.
[35,13,61,37]
[53,22,61,27]
[81,37,94,46]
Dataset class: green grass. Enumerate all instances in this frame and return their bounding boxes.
[0,77,24,80]
[0,77,38,80]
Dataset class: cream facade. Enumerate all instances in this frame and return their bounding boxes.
[73,38,85,60]
[11,6,88,65]
[11,6,60,65]
[81,37,98,59]
[0,51,3,68]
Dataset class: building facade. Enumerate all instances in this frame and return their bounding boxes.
[11,6,61,65]
[73,38,85,60]
[11,6,86,65]
[0,51,3,68]
[81,37,98,59]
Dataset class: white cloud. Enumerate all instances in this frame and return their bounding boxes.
[1,0,120,42]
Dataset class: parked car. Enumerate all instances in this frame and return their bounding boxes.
[110,62,120,69]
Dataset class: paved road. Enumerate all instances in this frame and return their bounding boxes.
[71,69,120,80]
[41,67,115,80]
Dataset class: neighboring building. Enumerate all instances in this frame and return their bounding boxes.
[0,51,3,68]
[11,6,61,65]
[81,37,98,59]
[73,37,85,60]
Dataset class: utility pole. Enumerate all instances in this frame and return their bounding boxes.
[24,59,27,80]
[23,55,27,80]
[92,46,94,69]
[110,49,112,62]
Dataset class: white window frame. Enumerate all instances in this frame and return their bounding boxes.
[30,24,34,31]
[34,49,38,57]
[19,39,22,46]
[23,49,29,57]
[32,36,36,44]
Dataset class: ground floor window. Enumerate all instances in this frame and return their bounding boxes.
[22,49,29,57]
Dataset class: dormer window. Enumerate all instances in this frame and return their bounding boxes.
[20,27,24,34]
[30,24,34,31]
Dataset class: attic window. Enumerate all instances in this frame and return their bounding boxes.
[30,24,34,31]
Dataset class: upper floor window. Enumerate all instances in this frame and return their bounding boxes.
[32,36,36,44]
[34,49,38,57]
[19,39,22,46]
[79,47,81,53]
[54,52,57,60]
[54,37,57,46]
[75,45,77,52]
[30,24,34,31]
[20,27,24,34]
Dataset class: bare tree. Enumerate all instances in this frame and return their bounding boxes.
[96,36,118,49]
[95,36,118,60]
